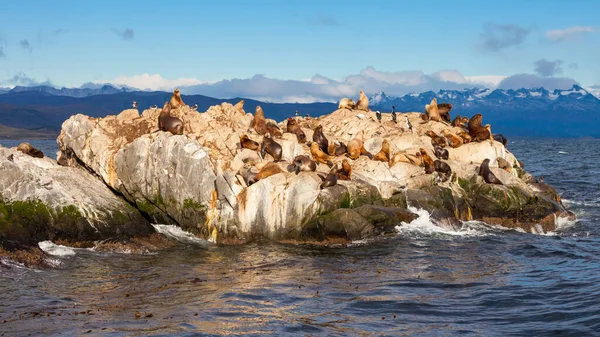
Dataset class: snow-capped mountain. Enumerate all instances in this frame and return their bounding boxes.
[7,84,136,98]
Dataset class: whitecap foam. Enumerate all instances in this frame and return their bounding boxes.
[152,224,212,246]
[558,151,568,154]
[38,241,76,256]
[395,207,491,238]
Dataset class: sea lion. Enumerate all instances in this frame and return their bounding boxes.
[252,106,281,136]
[484,124,494,140]
[158,102,184,135]
[451,115,469,128]
[16,142,44,158]
[292,155,317,174]
[419,148,435,174]
[468,114,491,142]
[169,89,185,109]
[313,125,329,153]
[440,129,464,148]
[389,151,422,167]
[437,103,453,123]
[310,142,333,166]
[346,130,372,160]
[456,129,472,143]
[423,98,443,123]
[496,157,512,172]
[255,162,285,182]
[234,100,245,113]
[373,139,391,162]
[240,134,260,151]
[239,162,258,186]
[433,160,452,182]
[260,133,283,161]
[336,159,352,180]
[433,144,449,160]
[338,97,356,110]
[333,141,347,156]
[320,164,339,189]
[356,91,370,111]
[286,118,306,143]
[493,134,508,146]
[478,158,502,185]
[425,130,448,148]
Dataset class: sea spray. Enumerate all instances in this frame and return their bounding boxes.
[152,224,212,246]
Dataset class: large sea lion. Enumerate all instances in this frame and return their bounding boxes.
[478,158,502,184]
[320,164,338,189]
[456,129,472,143]
[484,124,494,140]
[240,134,260,151]
[347,130,372,159]
[234,100,245,113]
[16,142,44,158]
[426,130,448,148]
[313,125,329,153]
[433,160,452,182]
[437,103,453,123]
[310,142,333,166]
[422,98,443,123]
[468,114,491,142]
[169,89,185,109]
[158,102,184,135]
[336,159,352,180]
[441,129,464,148]
[286,118,306,143]
[255,162,285,182]
[260,133,283,161]
[338,97,356,110]
[252,106,282,137]
[356,91,370,111]
[419,148,435,174]
[373,139,391,162]
[291,155,317,174]
[451,115,468,128]
[433,144,449,160]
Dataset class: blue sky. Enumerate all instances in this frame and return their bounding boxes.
[0,0,599,101]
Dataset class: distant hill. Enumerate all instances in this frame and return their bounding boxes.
[0,124,59,139]
[7,84,135,98]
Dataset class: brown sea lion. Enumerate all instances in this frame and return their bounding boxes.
[286,118,306,143]
[255,162,285,181]
[310,142,333,166]
[434,160,452,182]
[373,139,391,162]
[292,155,317,174]
[456,129,472,143]
[433,144,449,160]
[158,102,184,135]
[169,89,185,109]
[260,133,282,161]
[419,148,435,174]
[338,97,356,110]
[437,103,453,123]
[441,129,464,148]
[240,134,259,151]
[451,115,469,128]
[423,98,443,123]
[479,158,502,184]
[484,124,493,140]
[425,130,448,148]
[16,142,44,158]
[320,164,338,189]
[234,100,245,113]
[347,130,372,160]
[252,106,269,135]
[356,90,370,111]
[497,157,512,172]
[389,151,422,167]
[336,159,352,180]
[334,141,348,156]
[313,125,329,153]
[468,114,491,142]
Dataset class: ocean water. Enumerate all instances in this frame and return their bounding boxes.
[1,138,599,336]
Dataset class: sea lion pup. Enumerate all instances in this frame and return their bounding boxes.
[234,100,245,113]
[425,130,448,148]
[239,162,259,186]
[310,142,333,166]
[292,155,317,174]
[451,115,469,128]
[433,144,449,160]
[437,103,453,123]
[336,159,352,180]
[433,160,452,182]
[346,130,372,160]
[467,114,491,142]
[16,142,44,158]
[286,118,306,143]
[338,97,356,110]
[440,129,464,148]
[455,129,472,143]
[158,102,184,135]
[255,162,285,182]
[312,125,329,153]
[478,158,502,185]
[320,164,339,189]
[169,88,185,109]
[493,134,508,146]
[240,134,260,151]
[496,157,512,172]
[419,148,435,174]
[373,139,391,162]
[389,151,422,167]
[260,133,283,161]
[356,90,370,111]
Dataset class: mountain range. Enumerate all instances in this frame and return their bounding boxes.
[0,84,599,138]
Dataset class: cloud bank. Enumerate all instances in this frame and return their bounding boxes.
[534,59,563,77]
[546,26,595,42]
[479,24,531,51]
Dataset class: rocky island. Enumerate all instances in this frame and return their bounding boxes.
[0,90,574,265]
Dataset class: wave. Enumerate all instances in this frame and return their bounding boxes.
[151,224,212,246]
[563,198,600,207]
[38,241,76,256]
[394,207,494,238]
[558,151,568,154]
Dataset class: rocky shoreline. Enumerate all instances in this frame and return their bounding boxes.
[0,94,575,266]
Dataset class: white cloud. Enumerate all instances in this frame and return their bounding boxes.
[496,74,578,90]
[95,73,205,91]
[546,26,595,42]
[464,75,507,87]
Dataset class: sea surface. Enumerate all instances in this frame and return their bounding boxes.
[1,138,599,336]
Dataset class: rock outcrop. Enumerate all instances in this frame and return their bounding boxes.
[49,102,573,245]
